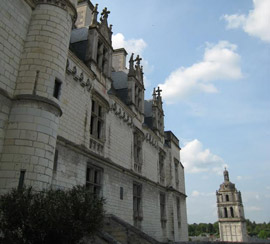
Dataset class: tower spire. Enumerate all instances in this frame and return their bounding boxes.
[224,167,229,182]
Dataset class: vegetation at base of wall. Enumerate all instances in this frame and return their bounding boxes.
[0,186,105,244]
[188,220,270,239]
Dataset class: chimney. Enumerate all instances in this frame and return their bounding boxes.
[75,0,94,28]
[112,48,128,72]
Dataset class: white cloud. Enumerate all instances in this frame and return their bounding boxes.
[191,190,200,197]
[223,0,270,43]
[159,41,242,103]
[246,206,262,211]
[181,139,227,174]
[112,33,147,55]
[191,190,215,197]
[244,192,261,201]
[112,33,153,76]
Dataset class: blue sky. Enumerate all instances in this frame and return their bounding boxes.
[96,0,270,223]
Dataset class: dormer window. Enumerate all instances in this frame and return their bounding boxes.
[159,152,165,185]
[97,40,103,70]
[96,40,109,75]
[134,132,143,173]
[134,84,142,112]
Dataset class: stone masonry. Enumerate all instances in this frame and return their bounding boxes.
[0,0,188,242]
[217,169,248,242]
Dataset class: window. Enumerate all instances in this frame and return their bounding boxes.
[175,159,179,189]
[53,149,58,172]
[158,112,163,132]
[133,183,143,227]
[120,187,124,200]
[230,207,234,217]
[226,194,229,202]
[18,170,26,190]
[160,192,166,228]
[159,152,165,185]
[53,79,62,99]
[134,84,142,111]
[224,207,228,218]
[176,197,181,227]
[97,40,103,69]
[97,40,108,74]
[90,99,104,140]
[86,164,102,196]
[134,132,142,173]
[102,47,108,73]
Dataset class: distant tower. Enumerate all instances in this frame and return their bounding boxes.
[216,169,248,242]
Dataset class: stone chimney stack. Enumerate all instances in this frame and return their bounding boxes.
[75,0,94,28]
[112,48,128,71]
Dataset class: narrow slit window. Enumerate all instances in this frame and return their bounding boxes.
[53,149,58,172]
[18,170,26,190]
[53,79,62,99]
[120,187,124,200]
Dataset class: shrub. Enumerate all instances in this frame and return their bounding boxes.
[0,186,105,244]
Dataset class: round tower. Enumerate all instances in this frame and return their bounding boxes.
[216,169,248,242]
[0,0,76,192]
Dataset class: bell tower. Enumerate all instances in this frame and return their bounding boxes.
[216,169,248,242]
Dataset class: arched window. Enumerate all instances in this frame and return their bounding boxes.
[224,207,228,218]
[226,194,229,201]
[230,207,234,217]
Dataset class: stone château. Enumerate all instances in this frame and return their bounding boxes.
[0,0,188,242]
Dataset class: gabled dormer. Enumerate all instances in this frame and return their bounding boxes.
[86,5,113,78]
[144,87,164,137]
[127,54,145,116]
[70,3,113,78]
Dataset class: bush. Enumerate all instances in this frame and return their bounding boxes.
[0,186,105,244]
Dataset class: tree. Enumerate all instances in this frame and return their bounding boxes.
[0,186,105,244]
[258,230,270,239]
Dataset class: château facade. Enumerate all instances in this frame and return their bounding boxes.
[0,0,188,242]
[216,169,248,242]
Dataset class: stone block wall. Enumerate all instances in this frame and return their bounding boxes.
[0,0,32,96]
[52,140,171,242]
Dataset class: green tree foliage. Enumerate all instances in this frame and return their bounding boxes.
[189,220,270,239]
[246,219,270,239]
[188,222,219,236]
[0,186,105,244]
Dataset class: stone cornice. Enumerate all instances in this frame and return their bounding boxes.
[56,135,186,196]
[14,94,62,116]
[0,88,12,100]
[34,0,77,22]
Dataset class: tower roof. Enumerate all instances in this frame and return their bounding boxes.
[219,168,236,192]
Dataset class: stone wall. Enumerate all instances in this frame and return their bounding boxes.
[52,139,175,242]
[0,0,32,96]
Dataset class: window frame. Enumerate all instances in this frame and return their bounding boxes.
[86,164,103,197]
[160,192,167,228]
[134,131,143,173]
[159,150,166,185]
[133,182,143,227]
[90,98,105,140]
